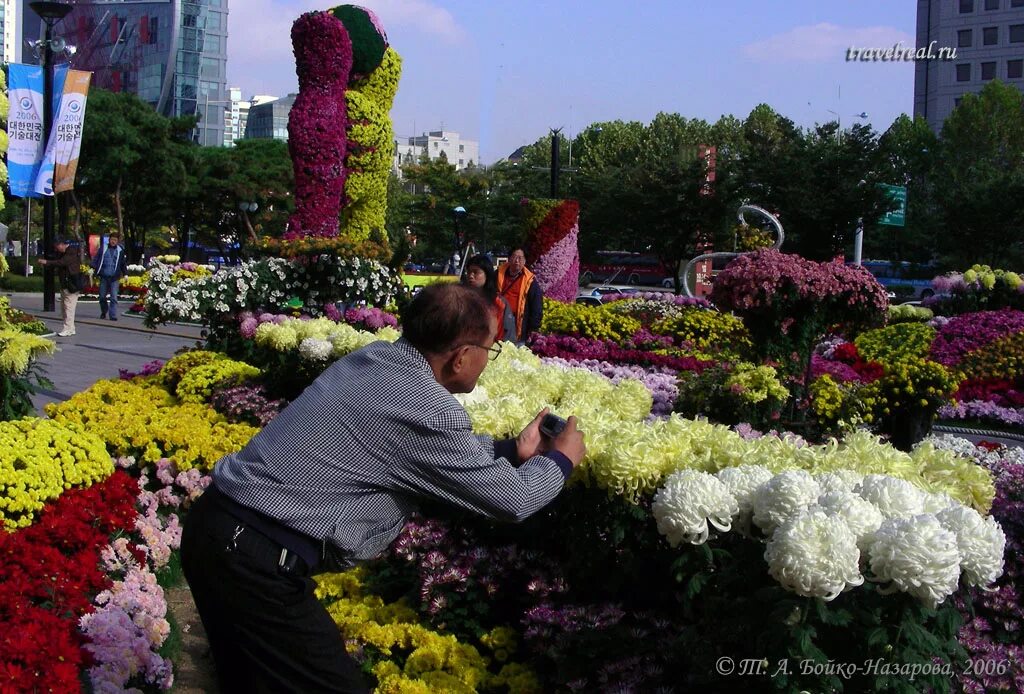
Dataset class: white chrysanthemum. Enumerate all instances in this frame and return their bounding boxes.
[815,491,884,552]
[920,492,957,514]
[653,470,739,546]
[716,465,774,515]
[868,514,961,609]
[857,475,925,519]
[752,470,821,533]
[815,470,865,494]
[936,506,1006,587]
[765,508,864,600]
[298,338,333,361]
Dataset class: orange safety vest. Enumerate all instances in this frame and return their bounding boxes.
[497,264,535,341]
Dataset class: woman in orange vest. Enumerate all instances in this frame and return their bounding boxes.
[461,254,516,342]
[496,248,543,344]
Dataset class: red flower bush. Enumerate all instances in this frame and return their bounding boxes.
[0,472,138,693]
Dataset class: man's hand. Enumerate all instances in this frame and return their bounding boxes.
[516,408,586,469]
[550,416,586,468]
[515,408,549,461]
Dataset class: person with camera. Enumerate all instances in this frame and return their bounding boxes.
[37,238,83,337]
[181,283,585,693]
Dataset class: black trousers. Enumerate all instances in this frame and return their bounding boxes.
[180,490,369,693]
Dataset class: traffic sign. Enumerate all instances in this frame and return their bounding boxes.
[879,184,906,227]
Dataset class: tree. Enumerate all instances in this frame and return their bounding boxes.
[875,114,941,263]
[77,89,195,260]
[932,80,1024,267]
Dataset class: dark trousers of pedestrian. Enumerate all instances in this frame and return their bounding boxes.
[98,276,120,319]
[180,487,369,694]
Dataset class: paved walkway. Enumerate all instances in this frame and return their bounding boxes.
[5,291,217,692]
[4,292,204,414]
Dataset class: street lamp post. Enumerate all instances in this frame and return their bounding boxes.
[30,1,73,313]
[452,206,467,274]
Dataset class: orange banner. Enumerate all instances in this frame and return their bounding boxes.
[52,70,92,194]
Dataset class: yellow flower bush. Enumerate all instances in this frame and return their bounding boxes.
[0,329,55,375]
[315,569,540,693]
[344,47,402,243]
[46,379,257,471]
[887,303,934,324]
[0,418,113,530]
[651,308,752,357]
[175,359,261,403]
[808,374,865,436]
[854,323,936,364]
[540,300,640,343]
[158,350,228,390]
[724,363,789,404]
[859,357,957,423]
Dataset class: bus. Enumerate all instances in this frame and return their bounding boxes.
[580,251,670,286]
[858,260,937,300]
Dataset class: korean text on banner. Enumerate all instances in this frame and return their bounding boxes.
[6,64,46,198]
[52,71,92,194]
[33,64,71,197]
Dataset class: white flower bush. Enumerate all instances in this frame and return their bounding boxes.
[653,470,739,546]
[298,338,333,362]
[815,490,884,552]
[856,475,925,519]
[936,505,1006,587]
[144,256,403,326]
[715,465,773,515]
[814,470,864,494]
[868,514,962,609]
[764,509,864,600]
[752,470,821,533]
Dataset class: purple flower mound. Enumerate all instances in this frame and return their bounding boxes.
[118,360,164,380]
[285,11,353,239]
[955,450,1024,693]
[929,309,1024,367]
[343,306,398,330]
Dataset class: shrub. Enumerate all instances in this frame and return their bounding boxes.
[540,299,640,343]
[854,323,936,364]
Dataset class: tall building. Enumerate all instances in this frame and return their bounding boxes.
[915,0,1024,131]
[1,0,17,64]
[243,94,294,141]
[393,130,480,177]
[20,0,229,147]
[223,86,251,146]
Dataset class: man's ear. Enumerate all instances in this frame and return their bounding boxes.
[448,345,468,374]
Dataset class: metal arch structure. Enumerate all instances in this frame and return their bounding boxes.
[681,204,785,298]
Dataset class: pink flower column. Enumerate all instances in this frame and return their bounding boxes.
[285,12,353,239]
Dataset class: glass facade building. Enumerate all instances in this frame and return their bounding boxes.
[21,0,229,146]
[243,94,295,141]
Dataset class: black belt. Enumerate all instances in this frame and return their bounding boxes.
[206,483,322,575]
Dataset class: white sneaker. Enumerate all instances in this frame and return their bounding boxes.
[56,330,76,337]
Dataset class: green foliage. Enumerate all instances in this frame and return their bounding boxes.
[330,5,388,78]
[933,81,1024,268]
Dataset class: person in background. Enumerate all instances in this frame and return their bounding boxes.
[180,283,585,693]
[90,233,128,321]
[38,238,82,337]
[461,253,516,342]
[497,248,543,345]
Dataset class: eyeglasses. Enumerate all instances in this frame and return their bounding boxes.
[461,341,503,361]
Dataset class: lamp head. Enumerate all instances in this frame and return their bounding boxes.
[29,1,73,23]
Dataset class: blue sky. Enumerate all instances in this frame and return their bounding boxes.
[229,1,919,163]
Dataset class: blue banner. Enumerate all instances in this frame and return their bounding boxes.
[33,64,70,197]
[7,64,45,198]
